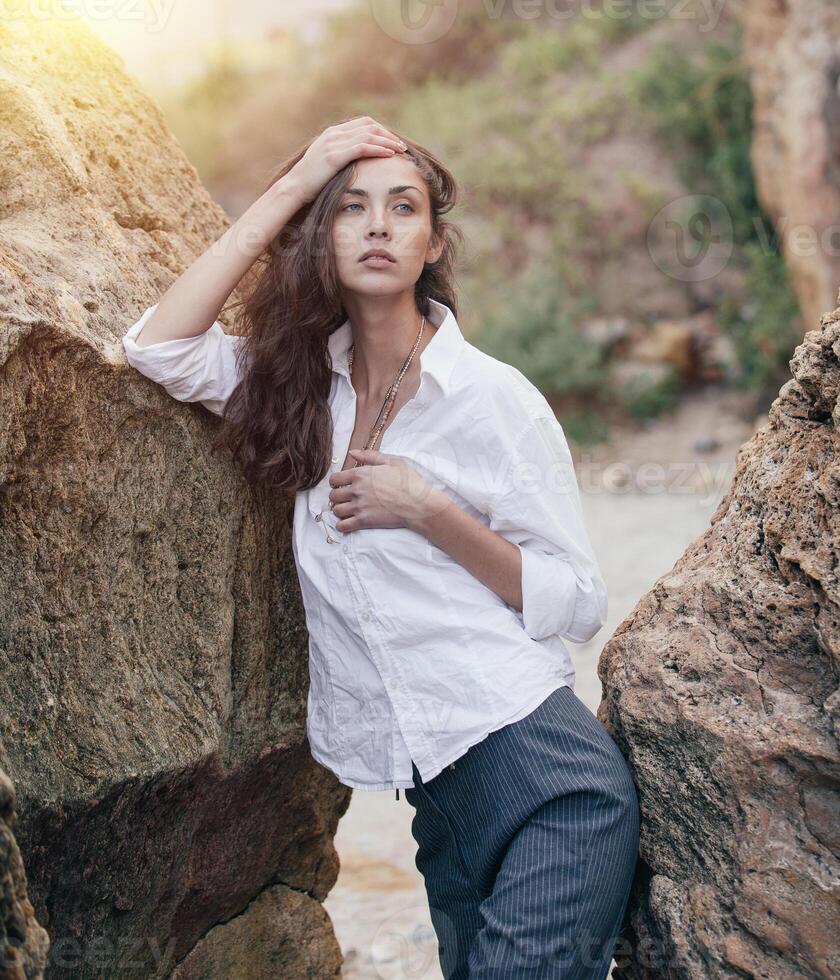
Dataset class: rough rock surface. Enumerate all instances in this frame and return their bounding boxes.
[0,748,49,979]
[740,0,840,333]
[169,883,342,980]
[0,8,348,978]
[600,298,840,978]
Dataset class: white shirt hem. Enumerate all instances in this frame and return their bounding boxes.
[308,744,416,790]
[308,679,571,791]
[416,679,571,784]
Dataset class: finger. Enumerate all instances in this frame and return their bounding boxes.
[348,448,387,464]
[331,500,355,519]
[328,487,354,508]
[367,124,407,150]
[334,514,360,532]
[343,119,406,151]
[339,136,404,159]
[336,117,404,151]
[353,116,403,143]
[367,133,407,152]
[329,468,357,488]
[331,115,376,134]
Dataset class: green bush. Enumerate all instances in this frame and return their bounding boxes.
[626,28,801,398]
[500,10,646,84]
[718,242,801,403]
[559,410,610,447]
[618,367,683,420]
[626,32,760,245]
[474,266,607,399]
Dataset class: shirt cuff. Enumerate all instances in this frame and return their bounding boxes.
[121,303,243,417]
[517,544,579,640]
[122,304,218,367]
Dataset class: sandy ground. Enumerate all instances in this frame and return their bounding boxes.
[323,387,764,978]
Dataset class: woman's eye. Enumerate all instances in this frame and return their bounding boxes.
[342,202,414,213]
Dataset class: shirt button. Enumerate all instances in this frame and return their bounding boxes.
[342,544,349,554]
[331,456,338,464]
[361,609,372,622]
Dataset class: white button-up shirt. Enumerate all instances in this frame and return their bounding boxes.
[122,298,608,790]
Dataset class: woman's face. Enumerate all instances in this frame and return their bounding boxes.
[331,155,441,298]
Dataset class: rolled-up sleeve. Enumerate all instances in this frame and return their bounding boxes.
[121,303,247,417]
[488,410,608,644]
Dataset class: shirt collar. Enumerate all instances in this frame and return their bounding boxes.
[327,298,463,397]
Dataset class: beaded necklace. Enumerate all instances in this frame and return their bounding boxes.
[314,314,427,544]
[345,315,427,465]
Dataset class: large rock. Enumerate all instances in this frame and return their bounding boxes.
[0,748,49,979]
[0,7,348,977]
[601,296,840,978]
[740,0,840,333]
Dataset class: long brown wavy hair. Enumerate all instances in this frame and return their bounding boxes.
[211,120,465,499]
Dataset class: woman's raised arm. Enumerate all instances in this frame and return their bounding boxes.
[129,178,307,351]
[122,116,408,414]
[121,176,311,414]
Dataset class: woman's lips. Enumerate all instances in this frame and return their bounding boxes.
[361,255,396,268]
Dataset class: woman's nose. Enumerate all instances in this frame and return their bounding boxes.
[366,208,392,229]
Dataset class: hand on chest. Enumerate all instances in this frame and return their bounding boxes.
[307,373,492,537]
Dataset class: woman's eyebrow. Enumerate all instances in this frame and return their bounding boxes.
[344,185,423,197]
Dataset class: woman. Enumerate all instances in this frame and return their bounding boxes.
[122,115,640,979]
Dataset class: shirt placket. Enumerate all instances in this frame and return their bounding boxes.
[331,382,437,793]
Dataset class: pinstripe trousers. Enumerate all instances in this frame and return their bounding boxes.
[404,684,640,979]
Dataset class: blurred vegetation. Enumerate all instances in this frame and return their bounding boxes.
[718,244,802,406]
[475,262,606,397]
[626,29,801,407]
[500,9,647,83]
[618,367,683,421]
[158,1,803,441]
